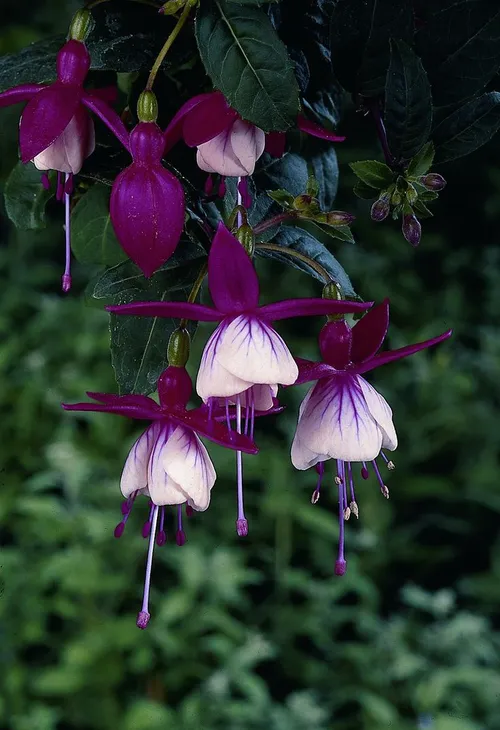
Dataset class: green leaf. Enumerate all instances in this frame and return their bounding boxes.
[267,189,294,208]
[309,141,339,210]
[384,40,432,162]
[330,0,414,96]
[256,152,309,197]
[413,199,434,219]
[4,162,54,230]
[0,36,63,90]
[71,184,127,267]
[407,141,435,177]
[93,260,204,395]
[195,0,299,131]
[321,224,355,243]
[417,1,500,107]
[433,92,500,163]
[256,226,357,297]
[349,160,394,189]
[353,180,378,199]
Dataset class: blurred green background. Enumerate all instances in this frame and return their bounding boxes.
[1,2,500,729]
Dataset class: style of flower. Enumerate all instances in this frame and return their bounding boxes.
[0,38,128,291]
[163,91,345,194]
[109,120,185,277]
[107,222,373,536]
[290,300,452,575]
[62,365,257,629]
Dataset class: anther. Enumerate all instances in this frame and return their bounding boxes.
[311,489,321,504]
[381,485,390,499]
[343,507,351,521]
[350,501,359,519]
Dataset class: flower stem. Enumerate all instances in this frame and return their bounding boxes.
[253,212,297,235]
[179,262,208,330]
[146,1,194,91]
[255,242,332,284]
[369,100,394,167]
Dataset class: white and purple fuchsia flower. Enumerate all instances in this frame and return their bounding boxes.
[0,37,128,291]
[163,90,345,203]
[290,300,452,575]
[63,365,257,629]
[108,222,372,537]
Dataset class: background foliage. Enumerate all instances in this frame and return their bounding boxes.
[1,1,500,729]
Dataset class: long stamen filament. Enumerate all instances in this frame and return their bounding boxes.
[137,504,159,629]
[335,460,346,575]
[235,395,248,536]
[62,173,72,292]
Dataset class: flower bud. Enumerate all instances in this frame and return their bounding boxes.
[293,194,313,211]
[406,183,418,204]
[235,223,255,257]
[69,9,92,42]
[325,210,355,226]
[371,193,390,221]
[159,0,186,14]
[167,328,190,368]
[402,213,422,247]
[137,90,158,123]
[322,281,343,301]
[420,173,446,191]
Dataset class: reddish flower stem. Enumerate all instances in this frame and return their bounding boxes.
[253,212,297,235]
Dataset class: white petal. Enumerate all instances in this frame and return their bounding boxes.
[295,376,383,462]
[33,113,95,174]
[216,315,298,387]
[357,376,398,451]
[228,120,266,175]
[120,421,161,498]
[196,323,255,401]
[147,424,189,506]
[162,426,216,512]
[196,128,250,177]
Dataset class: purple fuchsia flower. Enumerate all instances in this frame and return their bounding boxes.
[290,300,452,575]
[163,90,345,200]
[107,222,373,536]
[63,365,257,628]
[0,36,129,291]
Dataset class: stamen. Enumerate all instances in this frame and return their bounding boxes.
[56,172,64,201]
[235,395,248,536]
[311,461,324,504]
[186,505,194,518]
[156,506,166,546]
[361,462,370,480]
[136,504,159,629]
[380,451,396,470]
[218,178,226,198]
[64,173,74,196]
[175,504,186,546]
[115,491,138,537]
[204,174,214,196]
[249,388,255,441]
[142,502,155,538]
[238,176,252,208]
[347,462,359,518]
[335,460,347,576]
[371,459,390,499]
[61,174,72,292]
[225,398,231,432]
[41,172,51,190]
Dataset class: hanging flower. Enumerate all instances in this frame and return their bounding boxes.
[163,90,345,182]
[290,300,452,575]
[0,23,128,291]
[107,222,373,535]
[62,365,257,628]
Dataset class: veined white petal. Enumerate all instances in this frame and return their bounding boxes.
[294,376,383,462]
[229,120,266,175]
[120,421,161,498]
[357,376,398,451]
[197,322,254,401]
[147,424,188,506]
[216,315,298,387]
[162,426,216,512]
[33,112,95,174]
[226,384,278,411]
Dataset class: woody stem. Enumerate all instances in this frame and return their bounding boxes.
[146,1,194,91]
[255,242,333,284]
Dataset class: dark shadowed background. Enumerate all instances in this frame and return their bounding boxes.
[1,2,500,729]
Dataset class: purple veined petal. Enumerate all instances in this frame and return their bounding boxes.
[356,376,397,451]
[110,163,184,277]
[259,297,373,321]
[293,375,383,462]
[107,300,221,322]
[264,131,286,157]
[161,426,216,511]
[196,322,255,401]
[291,385,329,470]
[167,407,259,455]
[350,299,390,364]
[293,357,337,385]
[208,223,260,314]
[147,425,190,506]
[297,113,346,142]
[182,91,237,147]
[354,329,453,375]
[121,422,161,498]
[0,84,44,109]
[85,392,160,411]
[163,93,214,151]
[33,105,95,174]
[61,401,160,421]
[19,84,82,163]
[82,92,130,152]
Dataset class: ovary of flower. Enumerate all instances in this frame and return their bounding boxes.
[196,119,266,177]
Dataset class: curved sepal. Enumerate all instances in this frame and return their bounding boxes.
[294,357,337,385]
[0,84,43,109]
[62,400,160,421]
[355,329,453,375]
[260,298,373,321]
[208,223,260,314]
[107,301,221,322]
[297,114,345,142]
[19,84,81,162]
[350,299,390,363]
[168,407,259,455]
[82,92,130,151]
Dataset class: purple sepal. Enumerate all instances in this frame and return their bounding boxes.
[62,401,160,421]
[82,92,130,151]
[355,329,453,375]
[297,114,345,142]
[19,84,81,162]
[0,84,43,108]
[260,298,373,321]
[350,299,390,364]
[85,392,160,410]
[182,91,236,146]
[107,301,221,322]
[163,93,210,151]
[264,131,286,157]
[294,357,336,385]
[208,223,260,314]
[167,407,259,455]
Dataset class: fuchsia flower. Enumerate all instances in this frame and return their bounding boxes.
[0,38,128,291]
[63,365,257,629]
[163,91,345,183]
[109,119,185,277]
[290,300,452,575]
[108,222,372,536]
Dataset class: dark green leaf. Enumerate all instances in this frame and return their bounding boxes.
[0,36,63,90]
[407,141,435,177]
[195,0,299,131]
[4,162,54,230]
[433,92,500,163]
[330,0,414,96]
[385,40,432,162]
[267,189,294,207]
[321,224,355,243]
[256,225,357,296]
[417,1,500,107]
[349,160,394,189]
[71,184,127,267]
[93,260,203,395]
[255,152,309,196]
[353,180,377,199]
[413,199,434,218]
[309,141,339,210]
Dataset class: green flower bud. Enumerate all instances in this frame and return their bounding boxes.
[235,224,255,257]
[293,194,313,211]
[325,211,355,226]
[167,328,190,367]
[137,90,158,123]
[323,281,343,319]
[69,9,92,42]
